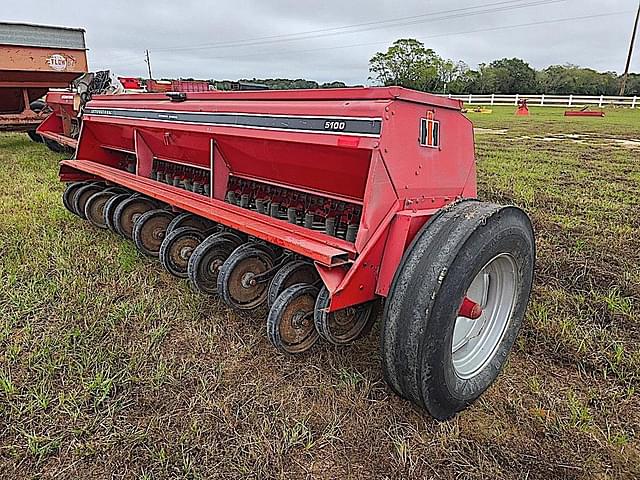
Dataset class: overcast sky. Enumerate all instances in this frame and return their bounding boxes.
[5,0,639,84]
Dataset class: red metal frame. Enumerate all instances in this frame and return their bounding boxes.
[37,91,80,148]
[564,110,605,117]
[59,87,477,311]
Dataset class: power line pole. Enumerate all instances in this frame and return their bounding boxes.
[619,1,640,96]
[145,49,153,80]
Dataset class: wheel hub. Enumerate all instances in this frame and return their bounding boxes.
[226,253,272,308]
[179,246,194,259]
[152,228,165,240]
[241,272,256,288]
[280,296,316,346]
[452,253,518,379]
[207,259,223,275]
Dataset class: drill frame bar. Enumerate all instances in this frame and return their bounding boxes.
[60,159,355,267]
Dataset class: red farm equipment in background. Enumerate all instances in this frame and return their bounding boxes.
[0,22,87,140]
[147,79,210,93]
[37,76,213,151]
[37,71,117,151]
[59,87,535,419]
[564,106,605,117]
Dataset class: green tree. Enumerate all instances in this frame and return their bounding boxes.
[485,58,538,93]
[624,73,640,95]
[320,81,347,89]
[538,65,620,95]
[369,39,443,91]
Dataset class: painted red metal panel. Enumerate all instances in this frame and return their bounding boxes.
[90,86,461,109]
[375,210,435,297]
[37,91,79,144]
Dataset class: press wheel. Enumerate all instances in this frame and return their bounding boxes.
[166,213,215,235]
[267,284,320,354]
[113,196,156,239]
[84,191,114,229]
[62,182,88,215]
[103,193,130,233]
[314,287,374,345]
[159,227,206,278]
[187,233,240,294]
[267,260,319,308]
[132,209,175,256]
[72,183,104,220]
[217,245,274,311]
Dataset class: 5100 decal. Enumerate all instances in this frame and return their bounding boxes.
[324,120,347,131]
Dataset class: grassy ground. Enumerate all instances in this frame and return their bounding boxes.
[1,106,638,479]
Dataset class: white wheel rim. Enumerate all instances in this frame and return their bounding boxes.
[452,253,518,379]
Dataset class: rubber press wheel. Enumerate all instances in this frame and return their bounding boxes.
[267,284,320,354]
[267,260,319,308]
[166,213,215,235]
[159,227,206,278]
[84,191,114,229]
[72,183,104,220]
[217,245,275,311]
[103,193,130,233]
[62,182,88,215]
[132,209,175,257]
[381,200,535,420]
[187,233,243,294]
[314,287,375,345]
[113,196,156,239]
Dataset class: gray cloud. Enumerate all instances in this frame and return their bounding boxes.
[5,0,638,84]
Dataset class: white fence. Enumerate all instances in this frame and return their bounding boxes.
[441,93,638,108]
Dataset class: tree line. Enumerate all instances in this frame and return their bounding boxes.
[368,39,640,96]
[215,78,353,90]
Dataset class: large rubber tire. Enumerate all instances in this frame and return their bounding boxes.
[27,100,45,143]
[103,193,130,233]
[133,209,175,257]
[113,196,156,239]
[159,227,206,278]
[381,201,535,420]
[27,130,42,143]
[187,234,239,294]
[72,183,104,220]
[84,191,114,229]
[44,137,63,153]
[62,182,88,215]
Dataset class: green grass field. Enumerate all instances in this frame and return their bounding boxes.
[1,106,639,479]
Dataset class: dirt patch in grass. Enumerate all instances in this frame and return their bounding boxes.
[1,106,639,479]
